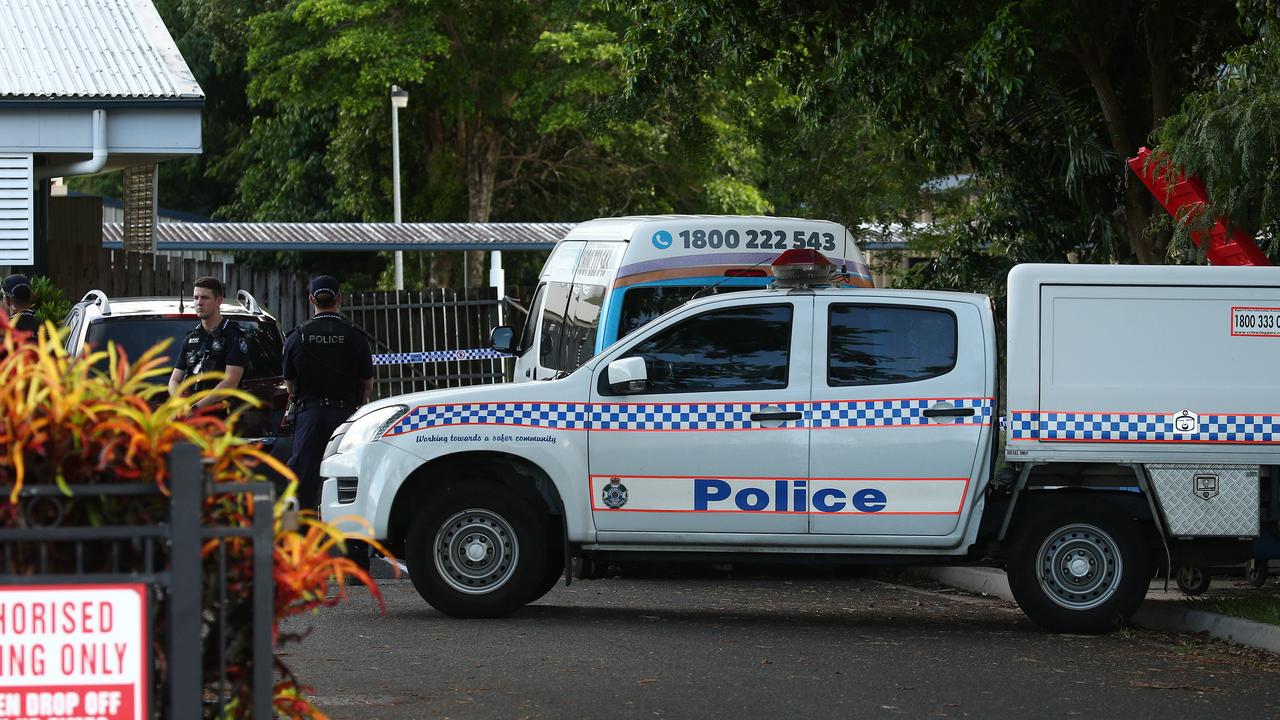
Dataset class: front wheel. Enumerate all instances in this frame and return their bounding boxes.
[406,484,549,618]
[1007,500,1152,634]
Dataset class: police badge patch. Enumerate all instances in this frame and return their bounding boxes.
[601,477,628,509]
[239,338,249,354]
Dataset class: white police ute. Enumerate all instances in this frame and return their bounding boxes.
[321,250,1280,633]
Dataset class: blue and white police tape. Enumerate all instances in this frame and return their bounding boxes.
[373,348,513,366]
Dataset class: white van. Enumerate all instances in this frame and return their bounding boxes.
[501,215,873,381]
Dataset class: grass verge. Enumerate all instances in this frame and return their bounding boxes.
[1183,597,1280,626]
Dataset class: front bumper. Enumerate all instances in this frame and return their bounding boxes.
[319,440,423,539]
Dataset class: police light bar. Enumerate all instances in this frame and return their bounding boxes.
[771,248,834,286]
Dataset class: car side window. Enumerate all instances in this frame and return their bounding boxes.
[827,304,957,386]
[622,304,792,393]
[62,308,82,354]
[518,283,546,354]
[539,281,572,370]
[560,283,604,371]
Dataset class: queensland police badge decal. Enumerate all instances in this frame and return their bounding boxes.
[602,477,628,509]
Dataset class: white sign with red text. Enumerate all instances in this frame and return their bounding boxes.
[0,585,147,720]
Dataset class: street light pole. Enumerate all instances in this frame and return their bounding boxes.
[390,85,409,290]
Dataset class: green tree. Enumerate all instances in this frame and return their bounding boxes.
[1153,7,1280,257]
[620,0,1251,265]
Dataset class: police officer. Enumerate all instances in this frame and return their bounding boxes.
[168,276,248,415]
[2,274,39,341]
[283,275,374,510]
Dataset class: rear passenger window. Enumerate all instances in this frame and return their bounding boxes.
[828,304,956,386]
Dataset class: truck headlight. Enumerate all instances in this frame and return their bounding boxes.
[331,405,408,456]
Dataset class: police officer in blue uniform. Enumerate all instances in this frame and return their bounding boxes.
[3,274,39,341]
[283,275,374,510]
[168,276,249,415]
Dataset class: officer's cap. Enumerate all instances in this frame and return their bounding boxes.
[309,275,340,302]
[2,274,31,302]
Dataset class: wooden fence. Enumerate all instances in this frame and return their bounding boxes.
[50,245,312,331]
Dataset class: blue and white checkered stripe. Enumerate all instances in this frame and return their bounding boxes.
[373,348,512,366]
[591,402,808,431]
[810,398,992,429]
[386,402,591,435]
[1010,411,1280,443]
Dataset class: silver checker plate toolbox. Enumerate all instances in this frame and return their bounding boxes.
[1146,464,1259,537]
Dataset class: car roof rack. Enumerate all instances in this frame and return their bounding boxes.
[81,289,111,316]
[236,289,264,315]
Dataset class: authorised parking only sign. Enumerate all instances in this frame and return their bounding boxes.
[0,585,147,720]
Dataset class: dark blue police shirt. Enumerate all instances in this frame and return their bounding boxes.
[282,312,374,407]
[11,309,38,336]
[175,318,249,393]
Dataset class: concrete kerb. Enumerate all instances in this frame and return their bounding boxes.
[911,566,1280,654]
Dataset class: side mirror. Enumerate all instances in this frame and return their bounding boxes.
[490,326,516,354]
[607,356,648,394]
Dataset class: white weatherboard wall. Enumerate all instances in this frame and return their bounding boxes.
[0,154,33,265]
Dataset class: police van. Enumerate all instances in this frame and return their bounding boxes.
[321,250,1280,633]
[502,215,873,381]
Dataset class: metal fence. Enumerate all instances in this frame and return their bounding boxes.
[346,287,513,399]
[0,445,275,718]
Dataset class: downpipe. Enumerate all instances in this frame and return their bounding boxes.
[35,109,108,180]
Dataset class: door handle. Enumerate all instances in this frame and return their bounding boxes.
[922,407,975,417]
[750,411,803,421]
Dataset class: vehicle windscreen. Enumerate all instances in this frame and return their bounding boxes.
[85,317,283,380]
[616,285,755,338]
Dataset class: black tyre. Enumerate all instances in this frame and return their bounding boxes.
[1246,559,1269,588]
[1175,566,1211,596]
[525,523,565,604]
[1007,499,1152,634]
[406,483,550,618]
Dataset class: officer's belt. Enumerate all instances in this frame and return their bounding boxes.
[296,398,358,412]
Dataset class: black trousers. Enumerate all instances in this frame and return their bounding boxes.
[287,406,352,510]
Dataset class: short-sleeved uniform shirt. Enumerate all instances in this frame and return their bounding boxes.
[175,318,249,393]
[282,312,374,407]
[10,309,38,337]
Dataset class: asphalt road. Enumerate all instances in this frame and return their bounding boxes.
[283,568,1280,719]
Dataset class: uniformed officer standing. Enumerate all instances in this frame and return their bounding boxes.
[283,275,374,510]
[168,276,248,415]
[2,274,39,341]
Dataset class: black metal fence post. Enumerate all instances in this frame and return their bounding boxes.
[252,487,274,719]
[168,443,203,719]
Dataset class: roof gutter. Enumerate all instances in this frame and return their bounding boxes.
[36,109,108,181]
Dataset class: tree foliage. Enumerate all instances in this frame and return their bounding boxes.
[619,0,1251,266]
[1154,5,1280,257]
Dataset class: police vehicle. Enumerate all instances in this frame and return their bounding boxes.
[321,250,1280,633]
[498,215,874,382]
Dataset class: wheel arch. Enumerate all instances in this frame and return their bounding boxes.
[385,450,566,556]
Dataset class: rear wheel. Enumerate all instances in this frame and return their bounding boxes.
[1175,566,1211,596]
[1007,499,1151,633]
[406,483,549,618]
[1246,559,1269,588]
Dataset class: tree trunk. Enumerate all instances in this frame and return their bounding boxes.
[458,115,502,287]
[1073,33,1156,263]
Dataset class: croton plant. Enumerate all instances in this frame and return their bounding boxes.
[0,313,389,719]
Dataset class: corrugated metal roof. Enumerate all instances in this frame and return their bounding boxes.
[0,0,203,100]
[101,222,576,251]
